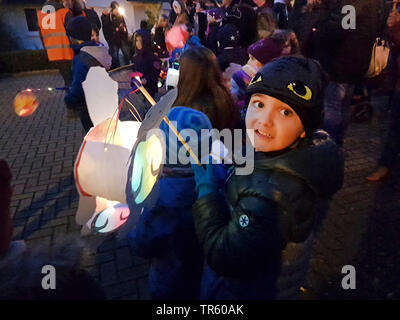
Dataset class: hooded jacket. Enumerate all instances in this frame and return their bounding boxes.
[192,130,344,299]
[64,42,112,110]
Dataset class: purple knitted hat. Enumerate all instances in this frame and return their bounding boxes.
[248,38,283,65]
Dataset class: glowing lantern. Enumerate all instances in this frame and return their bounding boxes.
[14,90,39,117]
[165,24,189,51]
[74,67,141,234]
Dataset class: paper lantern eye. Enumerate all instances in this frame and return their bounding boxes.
[131,134,163,204]
[287,82,312,101]
[91,204,130,234]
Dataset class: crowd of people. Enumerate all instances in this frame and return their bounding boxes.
[0,0,399,300]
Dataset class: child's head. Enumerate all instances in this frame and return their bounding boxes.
[133,30,152,53]
[247,37,283,69]
[245,56,326,152]
[91,25,99,42]
[66,16,92,44]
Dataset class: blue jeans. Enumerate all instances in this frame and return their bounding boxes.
[322,82,355,145]
[109,41,131,69]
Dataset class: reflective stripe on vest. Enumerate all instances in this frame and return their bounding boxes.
[45,44,71,49]
[37,8,74,61]
[42,32,68,39]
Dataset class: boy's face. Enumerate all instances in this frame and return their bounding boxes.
[245,93,305,152]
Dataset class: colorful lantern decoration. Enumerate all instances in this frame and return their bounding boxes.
[74,67,141,235]
[14,90,39,117]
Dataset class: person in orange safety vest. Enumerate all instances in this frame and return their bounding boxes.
[37,0,74,86]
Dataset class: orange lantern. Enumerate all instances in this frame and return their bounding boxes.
[14,90,39,117]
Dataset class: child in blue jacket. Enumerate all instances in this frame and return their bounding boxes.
[191,56,344,299]
[64,16,111,132]
[128,107,228,299]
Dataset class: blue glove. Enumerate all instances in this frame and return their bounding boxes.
[191,162,219,199]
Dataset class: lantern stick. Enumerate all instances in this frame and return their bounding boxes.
[108,63,135,74]
[125,98,143,121]
[134,81,202,166]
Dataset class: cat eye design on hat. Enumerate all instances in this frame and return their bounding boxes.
[287,81,312,101]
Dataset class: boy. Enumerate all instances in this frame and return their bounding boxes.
[191,56,344,299]
[64,16,111,132]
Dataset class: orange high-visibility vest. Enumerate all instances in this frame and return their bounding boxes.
[37,8,74,61]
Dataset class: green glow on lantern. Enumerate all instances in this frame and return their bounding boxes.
[131,134,163,204]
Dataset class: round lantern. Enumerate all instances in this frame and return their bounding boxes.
[14,90,39,117]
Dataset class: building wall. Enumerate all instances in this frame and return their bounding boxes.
[0,1,169,52]
[0,5,43,51]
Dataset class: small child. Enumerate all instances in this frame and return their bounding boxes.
[132,30,162,98]
[64,16,112,132]
[231,37,283,114]
[191,56,345,299]
[129,107,227,300]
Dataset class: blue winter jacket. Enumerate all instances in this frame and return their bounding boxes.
[128,167,203,300]
[64,41,111,111]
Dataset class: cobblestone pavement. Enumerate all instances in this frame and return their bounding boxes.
[0,71,399,300]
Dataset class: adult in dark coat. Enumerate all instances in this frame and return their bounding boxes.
[101,1,131,69]
[290,0,387,144]
[367,5,400,181]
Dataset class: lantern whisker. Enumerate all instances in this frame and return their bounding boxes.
[125,98,142,122]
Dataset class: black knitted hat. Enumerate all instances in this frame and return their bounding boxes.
[66,16,92,42]
[246,55,327,137]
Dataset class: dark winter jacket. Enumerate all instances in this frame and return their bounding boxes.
[290,0,387,84]
[273,0,289,29]
[64,42,112,110]
[129,168,203,299]
[205,23,220,55]
[217,47,249,72]
[101,12,129,46]
[222,0,258,47]
[192,130,344,299]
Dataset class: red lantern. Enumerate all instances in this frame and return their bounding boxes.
[165,25,189,52]
[14,91,39,117]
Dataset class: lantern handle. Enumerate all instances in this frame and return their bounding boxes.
[132,79,203,166]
